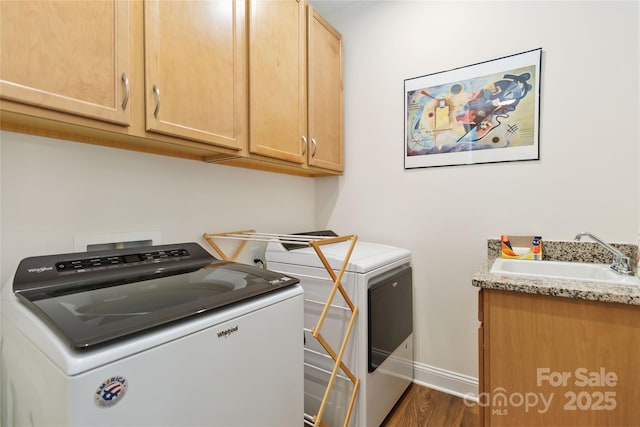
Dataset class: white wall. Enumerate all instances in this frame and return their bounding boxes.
[316,0,639,395]
[0,131,317,286]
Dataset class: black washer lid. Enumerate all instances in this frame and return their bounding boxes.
[13,242,215,300]
[13,243,299,350]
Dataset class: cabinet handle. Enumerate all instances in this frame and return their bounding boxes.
[153,84,161,118]
[311,138,317,158]
[121,72,129,111]
[301,136,307,156]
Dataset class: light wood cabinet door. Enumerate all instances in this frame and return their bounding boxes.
[144,0,246,150]
[248,0,306,164]
[480,289,640,427]
[0,1,131,125]
[307,5,343,172]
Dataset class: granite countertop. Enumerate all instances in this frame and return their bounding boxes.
[472,239,640,306]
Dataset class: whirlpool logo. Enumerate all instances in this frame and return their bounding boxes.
[217,325,239,338]
[27,266,53,274]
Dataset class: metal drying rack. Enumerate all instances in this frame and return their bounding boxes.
[202,230,360,427]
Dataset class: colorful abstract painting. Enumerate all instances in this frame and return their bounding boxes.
[404,49,541,169]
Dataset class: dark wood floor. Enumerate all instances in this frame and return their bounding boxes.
[381,383,479,427]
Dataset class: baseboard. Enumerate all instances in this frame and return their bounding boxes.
[412,361,479,402]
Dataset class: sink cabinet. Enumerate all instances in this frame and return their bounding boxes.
[478,289,640,426]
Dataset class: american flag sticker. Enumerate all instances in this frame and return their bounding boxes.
[95,376,128,408]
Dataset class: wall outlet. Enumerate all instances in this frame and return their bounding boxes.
[251,247,265,268]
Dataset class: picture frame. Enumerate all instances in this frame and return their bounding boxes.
[404,48,542,169]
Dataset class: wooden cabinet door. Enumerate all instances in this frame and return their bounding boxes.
[483,290,640,427]
[307,5,343,172]
[0,1,131,125]
[248,0,306,164]
[144,0,246,150]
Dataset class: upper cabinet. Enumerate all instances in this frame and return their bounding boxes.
[0,0,131,125]
[247,0,306,164]
[0,0,343,177]
[247,0,343,173]
[307,5,343,172]
[144,0,246,150]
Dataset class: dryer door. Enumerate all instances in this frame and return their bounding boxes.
[367,264,413,372]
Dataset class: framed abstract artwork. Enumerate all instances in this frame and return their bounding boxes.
[404,48,542,169]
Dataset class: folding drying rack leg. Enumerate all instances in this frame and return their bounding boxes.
[202,231,360,427]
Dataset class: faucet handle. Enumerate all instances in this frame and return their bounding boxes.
[612,256,634,275]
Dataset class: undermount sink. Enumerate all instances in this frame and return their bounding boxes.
[490,258,640,286]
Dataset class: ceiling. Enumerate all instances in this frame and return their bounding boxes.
[309,0,367,18]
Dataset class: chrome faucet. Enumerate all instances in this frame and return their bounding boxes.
[574,232,634,275]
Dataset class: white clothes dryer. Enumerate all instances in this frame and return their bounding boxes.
[266,232,414,427]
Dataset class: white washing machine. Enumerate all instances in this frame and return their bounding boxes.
[2,242,304,427]
[266,232,414,427]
